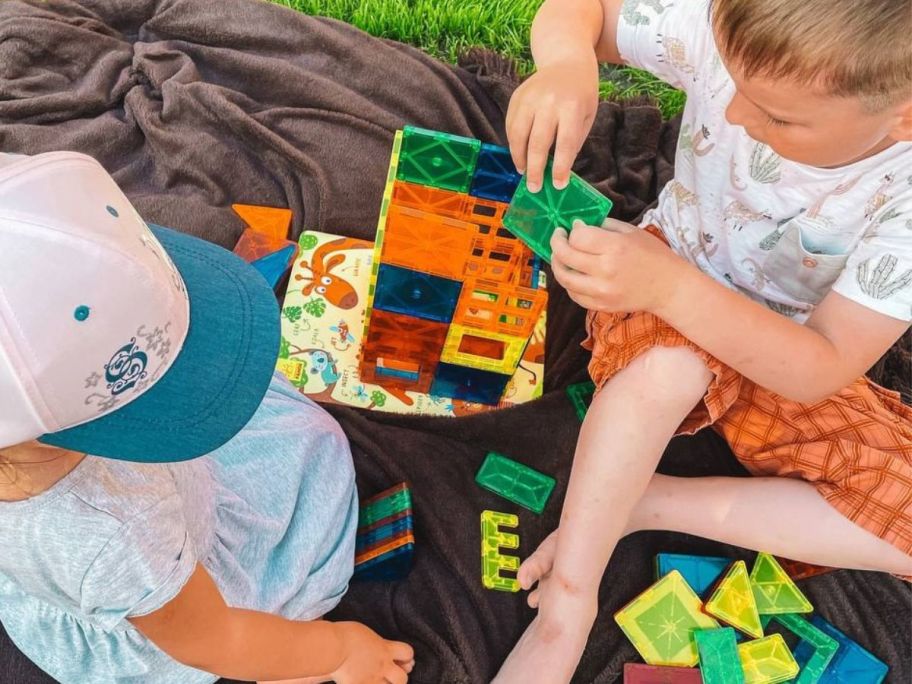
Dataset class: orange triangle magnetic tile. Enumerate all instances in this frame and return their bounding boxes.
[232,203,293,241]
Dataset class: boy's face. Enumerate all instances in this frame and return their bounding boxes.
[723,65,910,168]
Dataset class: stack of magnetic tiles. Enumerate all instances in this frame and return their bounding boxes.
[618,552,889,684]
[353,483,415,581]
[359,126,613,405]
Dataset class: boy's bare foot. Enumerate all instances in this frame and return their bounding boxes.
[492,592,597,684]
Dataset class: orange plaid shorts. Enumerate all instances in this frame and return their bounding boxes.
[584,297,912,558]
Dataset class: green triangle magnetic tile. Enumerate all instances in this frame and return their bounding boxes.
[614,570,720,667]
[705,561,764,639]
[480,510,521,592]
[694,628,746,684]
[763,613,838,684]
[503,160,613,263]
[396,125,480,193]
[750,553,813,615]
[475,451,556,514]
[738,634,800,684]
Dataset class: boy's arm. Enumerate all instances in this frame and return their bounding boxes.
[552,225,909,403]
[129,564,413,683]
[508,0,625,191]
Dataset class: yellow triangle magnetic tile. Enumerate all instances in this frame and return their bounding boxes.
[749,553,813,615]
[705,560,764,639]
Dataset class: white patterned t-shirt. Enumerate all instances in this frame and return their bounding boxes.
[617,0,912,322]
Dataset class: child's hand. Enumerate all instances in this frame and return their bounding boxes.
[551,220,684,313]
[332,622,414,684]
[506,58,600,193]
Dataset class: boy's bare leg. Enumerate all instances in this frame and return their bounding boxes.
[520,473,912,614]
[493,347,713,684]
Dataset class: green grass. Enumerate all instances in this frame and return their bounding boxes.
[270,0,685,118]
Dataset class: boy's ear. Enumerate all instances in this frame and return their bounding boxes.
[889,99,912,141]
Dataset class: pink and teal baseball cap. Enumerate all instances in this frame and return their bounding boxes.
[0,151,280,462]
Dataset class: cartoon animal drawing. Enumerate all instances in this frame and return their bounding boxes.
[864,173,896,221]
[308,350,341,386]
[294,237,372,310]
[621,0,669,25]
[679,123,715,159]
[675,225,718,261]
[329,320,355,351]
[730,158,748,191]
[667,180,698,207]
[724,200,772,231]
[807,176,862,218]
[740,257,770,291]
[657,35,695,76]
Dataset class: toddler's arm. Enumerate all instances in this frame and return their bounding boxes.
[507,0,624,191]
[129,564,413,683]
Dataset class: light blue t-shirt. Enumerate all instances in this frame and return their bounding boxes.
[0,374,358,684]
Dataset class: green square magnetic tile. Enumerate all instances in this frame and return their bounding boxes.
[396,125,480,193]
[476,452,556,514]
[695,628,745,684]
[503,161,613,263]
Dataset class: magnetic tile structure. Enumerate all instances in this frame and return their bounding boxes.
[353,483,414,581]
[481,510,521,592]
[738,634,800,684]
[614,570,720,667]
[791,616,888,684]
[694,628,746,684]
[623,663,703,683]
[360,127,548,405]
[750,553,813,615]
[475,451,556,514]
[705,560,764,639]
[503,159,614,263]
[760,613,837,684]
[655,553,732,598]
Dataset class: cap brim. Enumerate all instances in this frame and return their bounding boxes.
[40,225,280,462]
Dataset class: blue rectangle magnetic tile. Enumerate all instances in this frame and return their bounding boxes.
[430,362,511,406]
[356,515,414,551]
[374,263,462,323]
[655,553,731,597]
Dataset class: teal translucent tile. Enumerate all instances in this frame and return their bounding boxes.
[359,483,412,527]
[792,616,888,684]
[475,451,556,514]
[566,380,595,421]
[762,614,838,684]
[503,161,613,263]
[695,628,745,684]
[656,553,732,598]
[396,125,480,193]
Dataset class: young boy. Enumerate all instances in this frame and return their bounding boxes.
[495,0,912,681]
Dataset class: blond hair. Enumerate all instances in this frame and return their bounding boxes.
[712,0,912,110]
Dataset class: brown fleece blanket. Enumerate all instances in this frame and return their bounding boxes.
[0,0,908,682]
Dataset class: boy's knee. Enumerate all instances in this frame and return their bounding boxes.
[632,346,712,391]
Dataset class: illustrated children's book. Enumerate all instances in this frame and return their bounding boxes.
[277,229,546,416]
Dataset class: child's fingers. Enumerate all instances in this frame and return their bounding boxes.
[551,226,600,274]
[385,665,408,684]
[525,113,558,193]
[600,217,635,233]
[506,100,534,174]
[551,112,585,190]
[527,586,542,609]
[388,641,414,664]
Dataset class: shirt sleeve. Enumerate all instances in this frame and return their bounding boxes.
[831,199,912,321]
[79,494,197,632]
[616,0,715,92]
